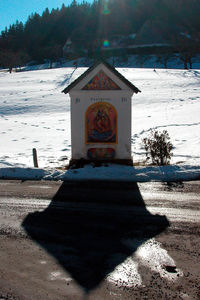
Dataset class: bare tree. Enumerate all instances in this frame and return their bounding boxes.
[156,53,174,69]
[136,54,149,68]
[172,32,200,69]
[0,50,30,72]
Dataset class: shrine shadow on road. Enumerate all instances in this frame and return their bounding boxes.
[22,181,169,293]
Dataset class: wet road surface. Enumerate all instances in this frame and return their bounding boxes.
[0,180,199,300]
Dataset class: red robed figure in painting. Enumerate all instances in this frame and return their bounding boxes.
[86,102,117,143]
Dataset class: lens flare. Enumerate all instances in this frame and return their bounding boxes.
[102,1,110,15]
[103,40,110,47]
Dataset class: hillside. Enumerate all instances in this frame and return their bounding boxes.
[0,0,200,68]
[0,66,199,172]
[21,55,200,71]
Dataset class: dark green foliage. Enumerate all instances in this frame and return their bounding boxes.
[0,49,30,70]
[143,130,173,165]
[0,0,200,66]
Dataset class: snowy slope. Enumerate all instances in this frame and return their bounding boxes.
[23,54,200,70]
[0,66,200,181]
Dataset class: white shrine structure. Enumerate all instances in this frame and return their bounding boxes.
[62,60,140,165]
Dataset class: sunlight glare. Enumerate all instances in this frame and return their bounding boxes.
[102,0,110,15]
[103,39,110,47]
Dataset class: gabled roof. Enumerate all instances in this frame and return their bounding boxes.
[62,60,141,94]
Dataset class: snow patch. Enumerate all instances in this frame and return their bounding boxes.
[49,271,72,282]
[107,238,183,288]
[0,163,199,182]
[107,256,142,287]
[0,67,200,180]
[135,239,183,279]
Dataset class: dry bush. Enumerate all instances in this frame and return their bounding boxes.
[143,130,173,165]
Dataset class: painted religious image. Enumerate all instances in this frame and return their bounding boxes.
[82,70,121,90]
[86,102,117,143]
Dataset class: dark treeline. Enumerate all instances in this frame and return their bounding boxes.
[0,0,200,68]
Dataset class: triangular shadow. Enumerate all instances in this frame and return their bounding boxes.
[22,181,169,293]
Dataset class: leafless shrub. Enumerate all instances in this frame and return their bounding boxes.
[143,130,173,165]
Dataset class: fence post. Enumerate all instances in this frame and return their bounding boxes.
[33,148,39,168]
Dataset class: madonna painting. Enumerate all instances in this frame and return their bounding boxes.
[86,102,117,143]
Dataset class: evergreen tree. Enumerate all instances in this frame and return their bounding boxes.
[0,0,199,66]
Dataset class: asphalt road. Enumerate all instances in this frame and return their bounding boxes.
[0,180,199,300]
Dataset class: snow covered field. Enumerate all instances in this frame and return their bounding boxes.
[0,66,199,181]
